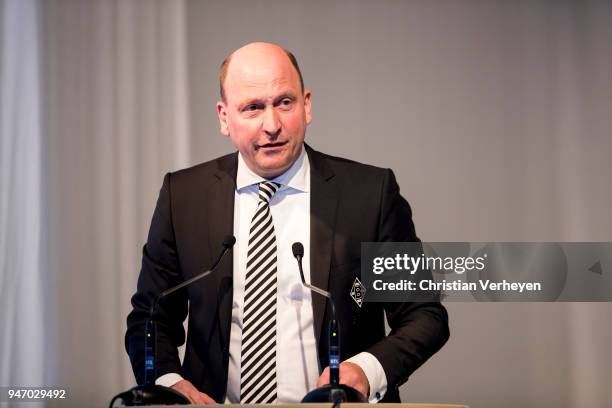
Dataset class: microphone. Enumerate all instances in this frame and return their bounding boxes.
[110,235,236,407]
[292,243,335,315]
[292,242,366,404]
[149,235,236,321]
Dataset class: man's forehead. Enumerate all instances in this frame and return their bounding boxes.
[224,55,301,102]
[229,69,295,90]
[227,52,297,84]
[227,77,298,106]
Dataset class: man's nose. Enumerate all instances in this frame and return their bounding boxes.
[262,107,281,138]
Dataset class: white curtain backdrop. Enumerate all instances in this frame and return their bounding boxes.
[42,0,191,404]
[1,1,611,407]
[0,0,45,389]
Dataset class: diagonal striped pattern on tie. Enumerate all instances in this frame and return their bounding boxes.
[240,181,280,404]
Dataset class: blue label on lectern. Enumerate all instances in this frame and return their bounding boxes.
[145,357,154,369]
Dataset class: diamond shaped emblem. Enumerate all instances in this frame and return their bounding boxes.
[350,277,365,308]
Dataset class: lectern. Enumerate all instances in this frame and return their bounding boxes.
[133,404,469,408]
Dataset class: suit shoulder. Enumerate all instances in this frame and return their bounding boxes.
[166,152,237,186]
[316,150,391,183]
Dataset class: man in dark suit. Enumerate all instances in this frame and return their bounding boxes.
[126,42,449,404]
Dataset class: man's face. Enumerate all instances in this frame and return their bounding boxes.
[216,45,312,179]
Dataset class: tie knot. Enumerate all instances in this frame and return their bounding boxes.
[258,181,280,204]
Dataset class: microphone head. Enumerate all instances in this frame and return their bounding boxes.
[292,242,304,258]
[222,235,236,249]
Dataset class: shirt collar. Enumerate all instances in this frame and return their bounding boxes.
[236,144,309,193]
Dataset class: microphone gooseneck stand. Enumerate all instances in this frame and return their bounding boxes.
[109,235,236,407]
[292,242,367,404]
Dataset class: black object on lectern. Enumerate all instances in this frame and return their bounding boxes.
[292,242,367,404]
[109,236,236,407]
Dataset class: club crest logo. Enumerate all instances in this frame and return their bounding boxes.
[350,277,365,308]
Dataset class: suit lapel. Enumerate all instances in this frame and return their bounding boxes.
[307,145,338,346]
[208,153,238,350]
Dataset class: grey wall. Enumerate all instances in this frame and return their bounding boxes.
[186,1,612,407]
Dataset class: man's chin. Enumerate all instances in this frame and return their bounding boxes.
[256,161,292,179]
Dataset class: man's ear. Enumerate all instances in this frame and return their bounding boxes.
[216,101,230,136]
[303,89,312,125]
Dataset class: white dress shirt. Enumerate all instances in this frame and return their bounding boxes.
[157,146,387,403]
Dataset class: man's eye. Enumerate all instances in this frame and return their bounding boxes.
[244,104,260,111]
[279,98,294,108]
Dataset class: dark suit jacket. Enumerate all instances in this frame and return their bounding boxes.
[126,145,449,402]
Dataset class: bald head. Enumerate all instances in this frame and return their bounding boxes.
[219,42,304,102]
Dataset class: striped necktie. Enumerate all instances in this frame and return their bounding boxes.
[240,181,281,403]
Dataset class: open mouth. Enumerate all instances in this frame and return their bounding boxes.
[256,141,287,150]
